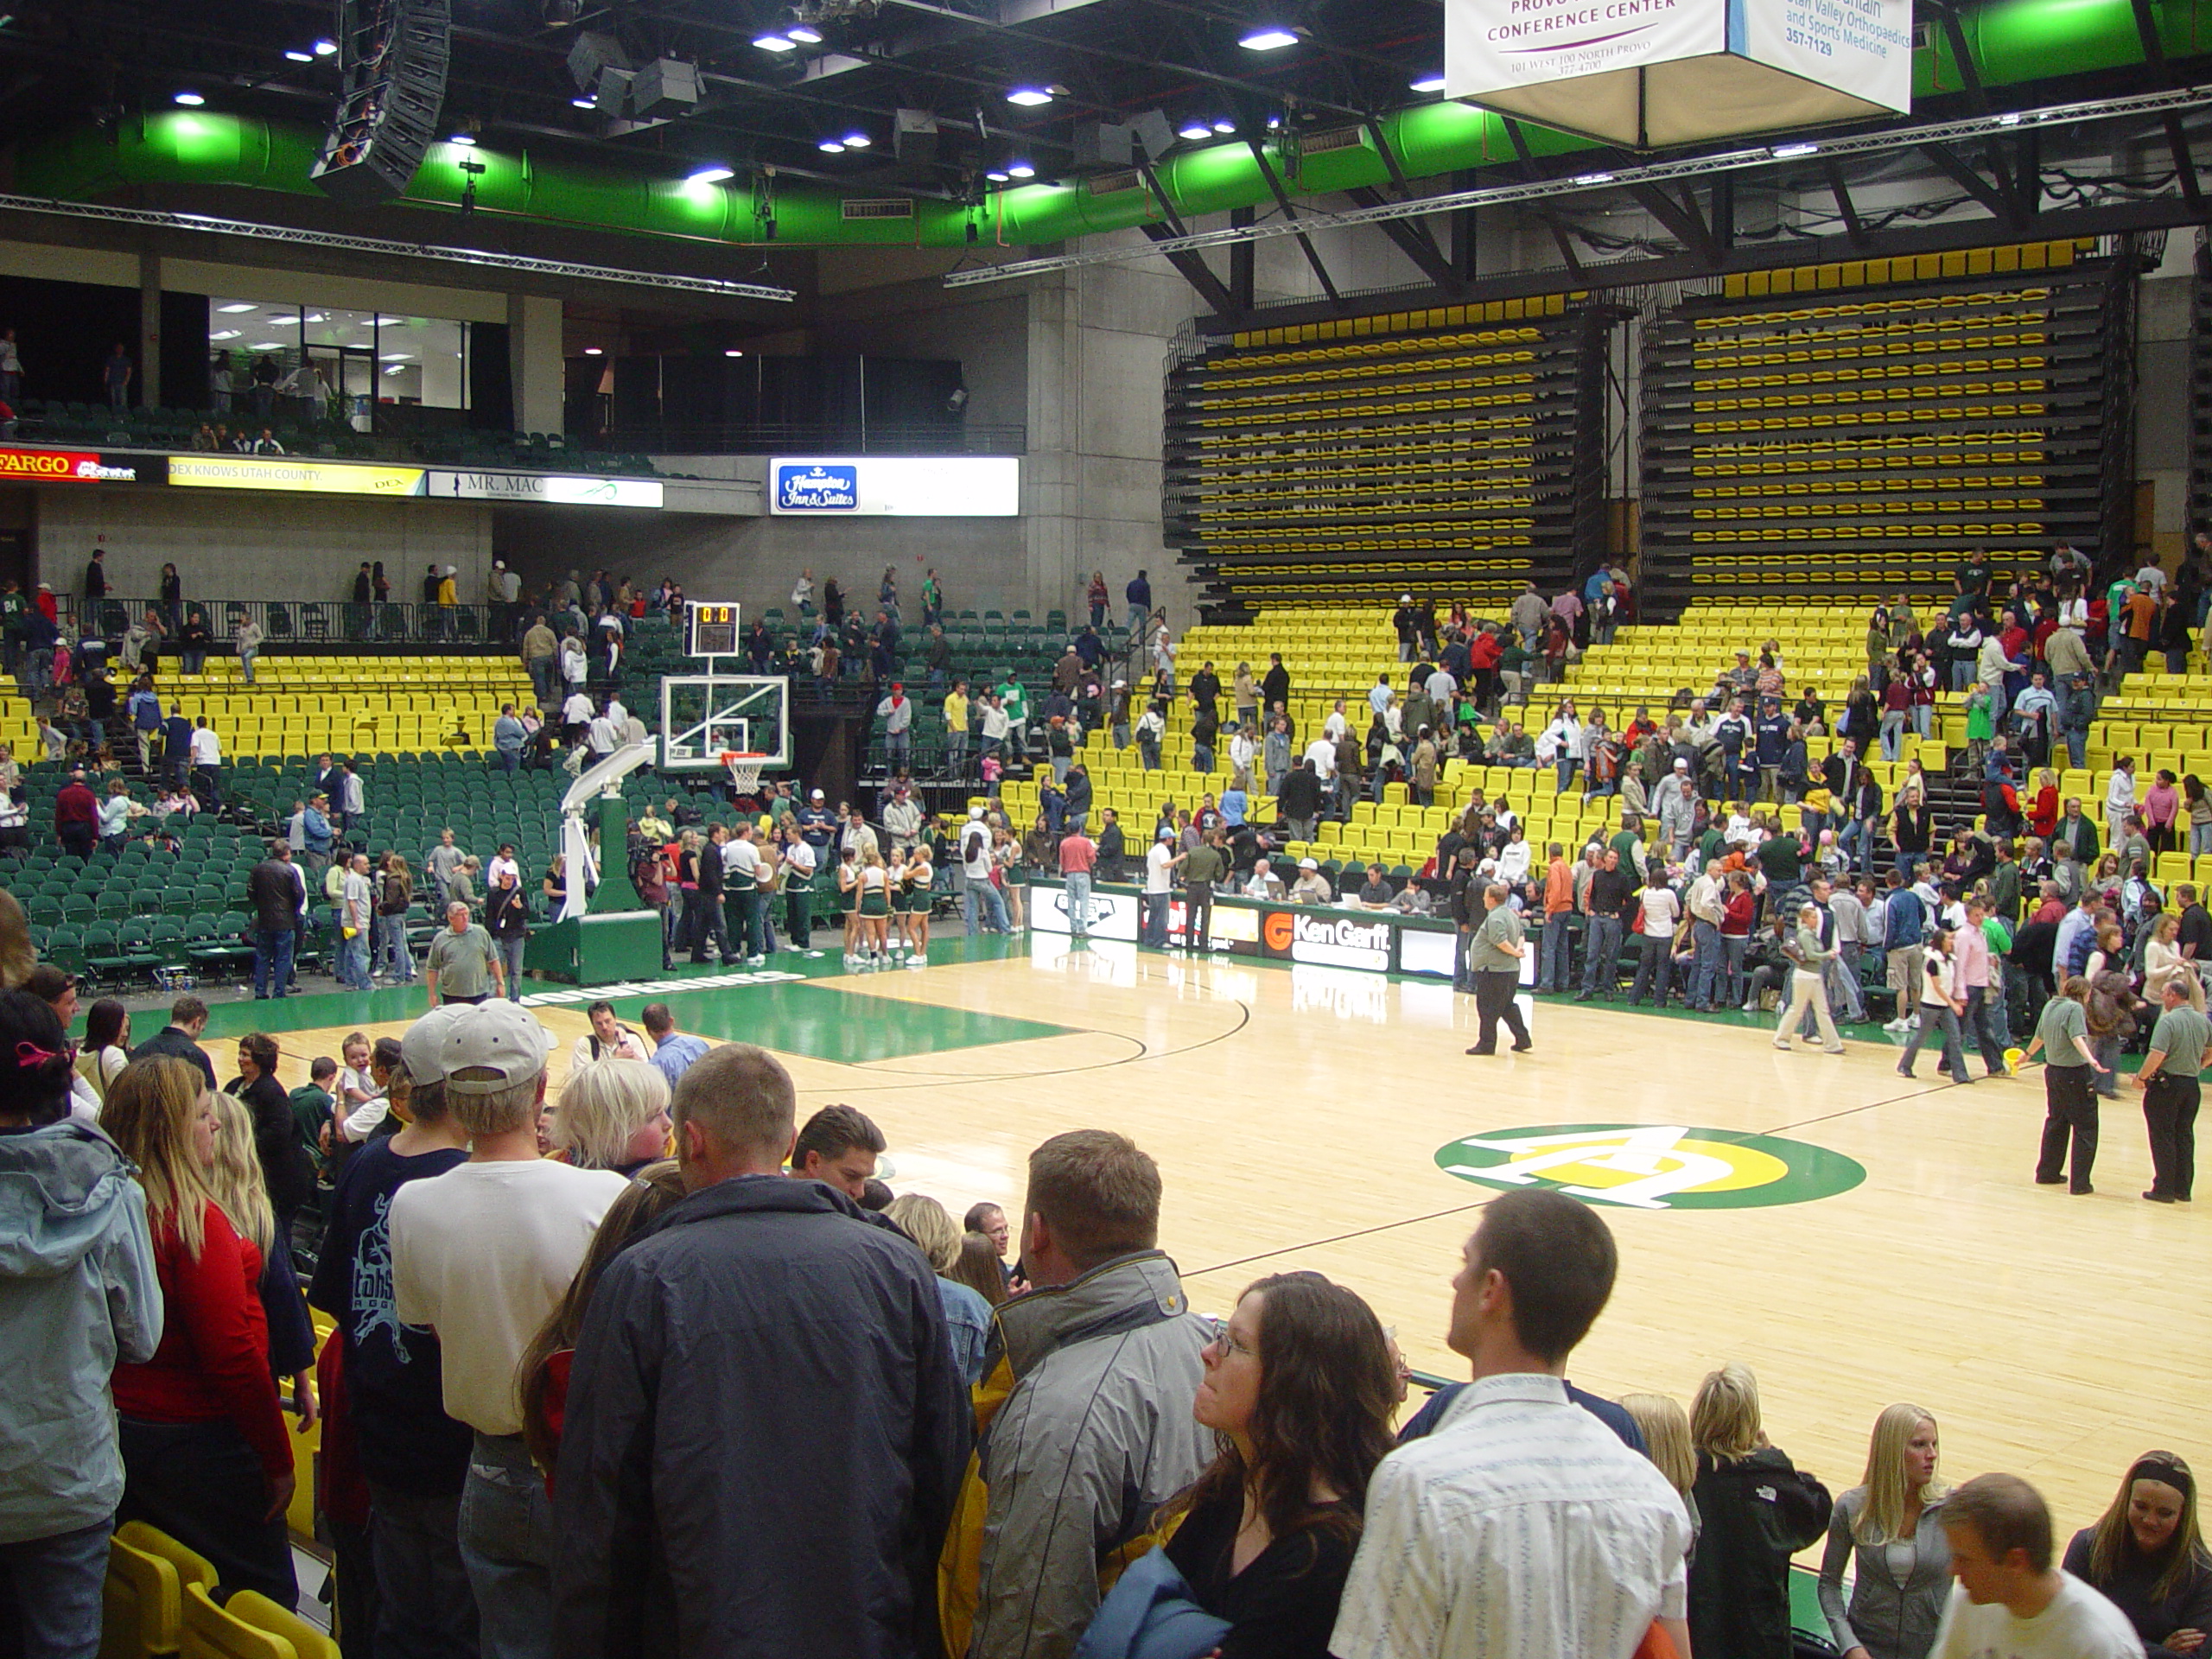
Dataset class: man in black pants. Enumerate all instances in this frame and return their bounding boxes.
[1465,881,1532,1057]
[2135,977,2209,1203]
[1447,846,1484,993]
[690,823,731,963]
[2025,976,2100,1193]
[1179,828,1225,950]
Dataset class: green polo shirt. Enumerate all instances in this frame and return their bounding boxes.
[2035,995,2090,1069]
[1469,905,1526,973]
[2151,1005,2212,1077]
[427,924,497,998]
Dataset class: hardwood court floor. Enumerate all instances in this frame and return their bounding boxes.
[227,935,2201,1535]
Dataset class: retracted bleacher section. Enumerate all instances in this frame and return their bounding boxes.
[1164,296,1616,621]
[2189,245,2212,538]
[1639,238,2137,615]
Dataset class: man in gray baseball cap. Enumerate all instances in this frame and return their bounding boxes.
[387,1001,629,1653]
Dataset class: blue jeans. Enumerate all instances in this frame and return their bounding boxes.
[374,912,413,980]
[369,1481,479,1659]
[1690,918,1722,1007]
[1141,891,1171,946]
[1630,934,1672,1003]
[252,926,296,999]
[1723,934,1750,1006]
[498,747,520,775]
[340,931,371,990]
[1900,1002,1969,1080]
[1540,914,1572,990]
[1064,870,1092,935]
[1554,757,1579,793]
[0,1518,111,1659]
[961,877,1009,936]
[458,1433,553,1659]
[496,933,526,999]
[1580,915,1623,994]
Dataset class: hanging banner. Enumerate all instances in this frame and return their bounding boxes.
[1446,0,1911,149]
[424,470,664,508]
[768,456,1020,517]
[168,454,426,496]
[0,448,163,485]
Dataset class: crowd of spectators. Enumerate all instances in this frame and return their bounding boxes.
[0,981,2202,1659]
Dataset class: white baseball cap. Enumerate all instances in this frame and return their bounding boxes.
[1299,856,1319,870]
[400,1004,470,1086]
[969,805,985,820]
[436,1003,555,1096]
[810,788,825,800]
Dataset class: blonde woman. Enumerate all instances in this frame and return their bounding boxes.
[1688,1362,1834,1659]
[2143,913,2202,1006]
[903,843,934,968]
[884,1192,994,1384]
[1620,1393,1700,1543]
[205,1092,318,1429]
[836,844,863,968]
[101,1058,297,1606]
[551,1058,671,1177]
[994,823,1026,931]
[1818,1404,1951,1659]
[857,849,892,964]
[2064,1451,2212,1652]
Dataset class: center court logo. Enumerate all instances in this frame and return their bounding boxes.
[1433,1122,1866,1211]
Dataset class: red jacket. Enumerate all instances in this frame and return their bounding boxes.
[54,781,96,829]
[110,1201,290,1482]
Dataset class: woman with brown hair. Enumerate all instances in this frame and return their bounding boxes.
[2064,1451,2212,1654]
[950,1231,1008,1309]
[518,1161,688,1481]
[1155,1270,1399,1658]
[100,1057,297,1607]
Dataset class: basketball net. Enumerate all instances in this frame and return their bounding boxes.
[720,750,767,798]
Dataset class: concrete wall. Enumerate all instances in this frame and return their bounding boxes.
[34,487,493,603]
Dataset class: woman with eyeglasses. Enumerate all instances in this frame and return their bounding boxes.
[1152,1271,1398,1659]
[2064,1451,2212,1655]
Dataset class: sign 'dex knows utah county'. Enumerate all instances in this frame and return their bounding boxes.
[1446,0,1912,149]
[768,456,1019,516]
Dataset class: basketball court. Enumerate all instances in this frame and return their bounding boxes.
[209,927,2196,1534]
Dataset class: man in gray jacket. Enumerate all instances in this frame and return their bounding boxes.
[966,1129,1211,1659]
[0,992,162,1656]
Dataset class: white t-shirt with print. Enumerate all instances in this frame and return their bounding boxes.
[1930,1573,2139,1659]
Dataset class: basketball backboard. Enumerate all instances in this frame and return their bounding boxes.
[659,673,790,772]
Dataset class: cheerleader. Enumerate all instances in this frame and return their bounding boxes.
[858,849,893,963]
[885,848,911,958]
[837,844,863,967]
[904,844,934,967]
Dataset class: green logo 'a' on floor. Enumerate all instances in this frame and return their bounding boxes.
[1435,1122,1866,1211]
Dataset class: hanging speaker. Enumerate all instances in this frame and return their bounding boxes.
[310,0,454,207]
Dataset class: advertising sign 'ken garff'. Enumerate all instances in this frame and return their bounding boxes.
[1445,0,1912,149]
[1435,1122,1866,1210]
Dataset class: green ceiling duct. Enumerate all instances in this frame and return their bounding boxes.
[9,0,2202,252]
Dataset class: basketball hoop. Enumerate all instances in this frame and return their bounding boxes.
[719,750,768,798]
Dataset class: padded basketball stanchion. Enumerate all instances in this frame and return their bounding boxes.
[524,740,663,985]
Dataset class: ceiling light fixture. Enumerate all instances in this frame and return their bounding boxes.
[583,346,603,355]
[753,33,797,50]
[448,133,477,146]
[785,23,823,42]
[571,96,596,108]
[174,91,205,106]
[724,347,745,356]
[248,341,286,350]
[1409,73,1446,92]
[1212,119,1236,134]
[208,329,242,341]
[1006,86,1052,106]
[216,302,257,314]
[1238,27,1299,49]
[842,131,870,148]
[1007,161,1035,178]
[1178,123,1213,141]
[1573,170,1615,184]
[311,37,336,54]
[985,169,1009,181]
[284,49,315,62]
[817,139,846,153]
[1770,142,1820,158]
[686,164,735,183]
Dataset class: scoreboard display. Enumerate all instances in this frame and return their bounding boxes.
[686,602,741,658]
